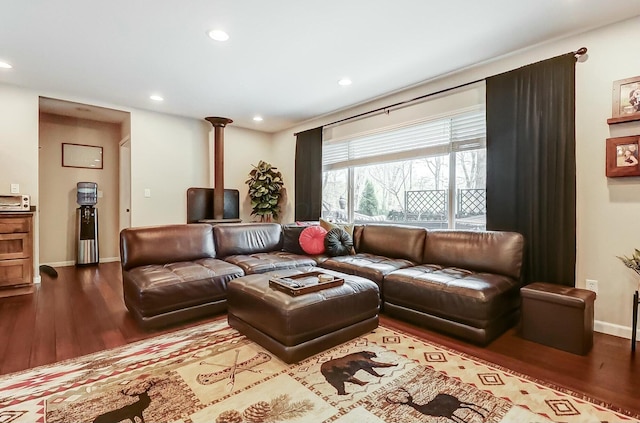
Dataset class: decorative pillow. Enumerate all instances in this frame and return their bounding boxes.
[324,227,354,257]
[319,218,354,238]
[282,225,306,255]
[320,218,355,254]
[299,226,328,255]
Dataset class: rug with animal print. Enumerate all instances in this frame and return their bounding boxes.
[0,320,636,423]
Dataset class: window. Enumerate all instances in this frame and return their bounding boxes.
[322,108,486,230]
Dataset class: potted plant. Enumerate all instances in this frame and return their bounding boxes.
[618,248,640,290]
[245,160,285,222]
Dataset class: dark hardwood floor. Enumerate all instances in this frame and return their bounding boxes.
[1,262,638,416]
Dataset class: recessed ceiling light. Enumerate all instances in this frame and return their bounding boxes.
[208,30,229,41]
[338,78,352,86]
[150,95,164,102]
[253,116,263,122]
[0,61,12,69]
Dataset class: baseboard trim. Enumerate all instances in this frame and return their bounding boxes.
[594,319,637,340]
[43,260,75,267]
[100,256,120,263]
[41,257,120,268]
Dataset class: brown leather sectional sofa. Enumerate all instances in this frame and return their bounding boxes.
[120,222,523,345]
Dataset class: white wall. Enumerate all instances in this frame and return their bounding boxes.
[129,110,210,227]
[273,16,640,337]
[0,84,40,280]
[573,18,640,338]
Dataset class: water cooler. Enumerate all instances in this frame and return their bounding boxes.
[76,182,99,265]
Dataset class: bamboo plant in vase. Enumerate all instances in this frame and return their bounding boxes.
[617,248,640,292]
[245,160,285,222]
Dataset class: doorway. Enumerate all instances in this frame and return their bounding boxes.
[38,97,131,266]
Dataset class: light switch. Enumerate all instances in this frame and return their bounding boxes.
[10,183,19,194]
[144,188,151,198]
[97,190,103,198]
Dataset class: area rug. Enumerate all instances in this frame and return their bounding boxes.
[0,320,637,423]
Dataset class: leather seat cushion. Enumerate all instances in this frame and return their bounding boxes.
[123,258,244,317]
[223,252,316,274]
[384,264,521,325]
[227,269,379,347]
[320,253,415,285]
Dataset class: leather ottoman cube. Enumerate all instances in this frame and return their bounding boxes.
[520,282,596,355]
[227,267,380,363]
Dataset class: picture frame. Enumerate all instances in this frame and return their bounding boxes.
[612,76,640,119]
[62,143,103,169]
[606,136,640,178]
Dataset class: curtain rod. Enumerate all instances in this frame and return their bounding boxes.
[296,47,587,135]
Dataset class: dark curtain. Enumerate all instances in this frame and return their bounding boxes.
[486,53,576,286]
[295,126,323,221]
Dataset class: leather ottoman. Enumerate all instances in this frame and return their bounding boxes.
[227,267,380,363]
[520,282,596,355]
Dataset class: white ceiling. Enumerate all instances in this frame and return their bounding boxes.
[2,1,640,133]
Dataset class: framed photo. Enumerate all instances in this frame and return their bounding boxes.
[62,143,103,169]
[612,76,640,118]
[606,136,640,177]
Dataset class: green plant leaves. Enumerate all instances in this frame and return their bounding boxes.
[618,250,640,276]
[245,160,284,220]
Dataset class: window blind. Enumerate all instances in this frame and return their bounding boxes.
[323,109,485,170]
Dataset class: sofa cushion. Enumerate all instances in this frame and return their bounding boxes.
[122,258,244,317]
[423,230,524,279]
[383,264,521,325]
[320,253,415,285]
[324,227,353,257]
[282,224,306,255]
[299,225,327,255]
[120,224,216,271]
[223,252,316,274]
[356,224,426,264]
[213,223,283,257]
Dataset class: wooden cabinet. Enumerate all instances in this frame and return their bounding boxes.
[0,213,34,297]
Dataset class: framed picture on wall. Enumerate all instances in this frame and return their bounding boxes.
[62,143,103,169]
[606,135,640,177]
[612,76,640,119]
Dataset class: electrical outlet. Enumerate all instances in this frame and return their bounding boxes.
[10,183,19,194]
[586,279,598,294]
